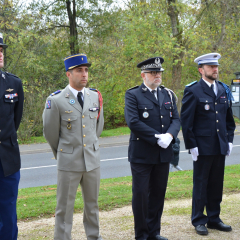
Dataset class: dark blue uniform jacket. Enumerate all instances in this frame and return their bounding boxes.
[0,70,24,177]
[125,83,180,164]
[181,78,235,155]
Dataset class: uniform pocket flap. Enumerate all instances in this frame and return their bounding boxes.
[199,98,212,103]
[57,144,73,153]
[194,129,211,136]
[138,104,153,110]
[61,115,77,122]
[90,113,98,119]
[164,104,172,109]
[4,97,18,103]
[219,98,227,104]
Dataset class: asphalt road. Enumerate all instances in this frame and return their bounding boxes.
[19,135,240,189]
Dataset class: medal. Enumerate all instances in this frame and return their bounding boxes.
[143,112,149,118]
[205,104,210,110]
[67,123,72,130]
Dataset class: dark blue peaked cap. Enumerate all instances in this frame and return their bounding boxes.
[0,33,8,49]
[64,53,91,71]
[137,57,164,71]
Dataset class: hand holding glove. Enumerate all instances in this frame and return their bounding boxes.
[190,147,199,161]
[227,142,233,157]
[155,133,173,149]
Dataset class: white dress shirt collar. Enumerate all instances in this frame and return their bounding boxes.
[143,83,158,100]
[202,78,218,95]
[68,85,85,99]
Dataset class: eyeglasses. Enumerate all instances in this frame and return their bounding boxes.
[144,71,162,76]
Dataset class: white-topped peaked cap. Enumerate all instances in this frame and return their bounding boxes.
[194,53,221,66]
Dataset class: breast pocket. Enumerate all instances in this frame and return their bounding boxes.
[198,98,213,111]
[3,96,18,116]
[138,104,153,121]
[61,115,78,132]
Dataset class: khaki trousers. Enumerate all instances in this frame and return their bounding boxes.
[54,167,102,240]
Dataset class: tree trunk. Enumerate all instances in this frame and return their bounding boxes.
[66,0,79,54]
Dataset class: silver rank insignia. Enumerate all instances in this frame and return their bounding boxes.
[143,111,149,118]
[6,88,14,92]
[142,87,147,91]
[205,104,210,110]
[93,102,98,107]
[2,73,5,79]
[65,93,70,98]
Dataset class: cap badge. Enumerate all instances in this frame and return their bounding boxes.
[155,58,161,64]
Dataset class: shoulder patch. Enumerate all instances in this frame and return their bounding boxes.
[186,81,197,87]
[50,90,61,96]
[128,85,139,91]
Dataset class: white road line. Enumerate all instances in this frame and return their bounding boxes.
[20,145,240,170]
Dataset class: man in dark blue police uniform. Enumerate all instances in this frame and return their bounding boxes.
[125,57,180,240]
[181,53,235,236]
[0,33,24,240]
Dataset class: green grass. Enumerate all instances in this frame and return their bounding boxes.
[18,126,131,144]
[17,164,240,221]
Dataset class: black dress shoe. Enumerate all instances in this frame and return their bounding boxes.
[207,222,232,232]
[195,224,208,235]
[147,235,168,240]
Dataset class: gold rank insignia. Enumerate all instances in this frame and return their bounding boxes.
[65,110,73,114]
[6,88,14,92]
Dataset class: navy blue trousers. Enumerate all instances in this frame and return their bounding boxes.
[130,162,169,240]
[191,155,225,226]
[0,161,20,240]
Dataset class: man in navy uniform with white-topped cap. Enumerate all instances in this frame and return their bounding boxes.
[125,57,180,240]
[181,53,235,236]
[43,53,104,240]
[0,33,24,239]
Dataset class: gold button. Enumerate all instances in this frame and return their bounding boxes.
[84,144,86,147]
[225,101,226,103]
[215,102,217,105]
[0,141,1,144]
[95,116,97,118]
[60,149,62,151]
[83,125,85,128]
[83,135,86,137]
[217,129,219,132]
[206,100,208,102]
[161,116,163,118]
[216,120,219,123]
[137,138,139,140]
[216,111,218,114]
[170,107,172,109]
[162,125,164,127]
[82,115,85,118]
[0,130,1,132]
[68,118,71,121]
[11,100,13,102]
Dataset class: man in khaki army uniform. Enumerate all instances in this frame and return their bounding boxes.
[43,54,104,240]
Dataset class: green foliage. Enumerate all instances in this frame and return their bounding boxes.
[1,0,240,138]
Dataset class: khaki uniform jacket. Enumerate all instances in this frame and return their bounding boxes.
[42,86,104,172]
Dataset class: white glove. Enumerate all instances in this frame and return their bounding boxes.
[227,142,233,157]
[155,133,173,149]
[190,147,199,161]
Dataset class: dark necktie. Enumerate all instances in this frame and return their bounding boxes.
[151,90,157,100]
[211,84,216,96]
[77,92,84,108]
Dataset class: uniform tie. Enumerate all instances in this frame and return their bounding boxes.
[211,84,216,96]
[77,92,84,108]
[151,90,157,100]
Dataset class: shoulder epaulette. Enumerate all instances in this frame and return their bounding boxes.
[50,90,61,96]
[186,81,197,87]
[89,88,98,92]
[128,85,139,90]
[5,72,20,79]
